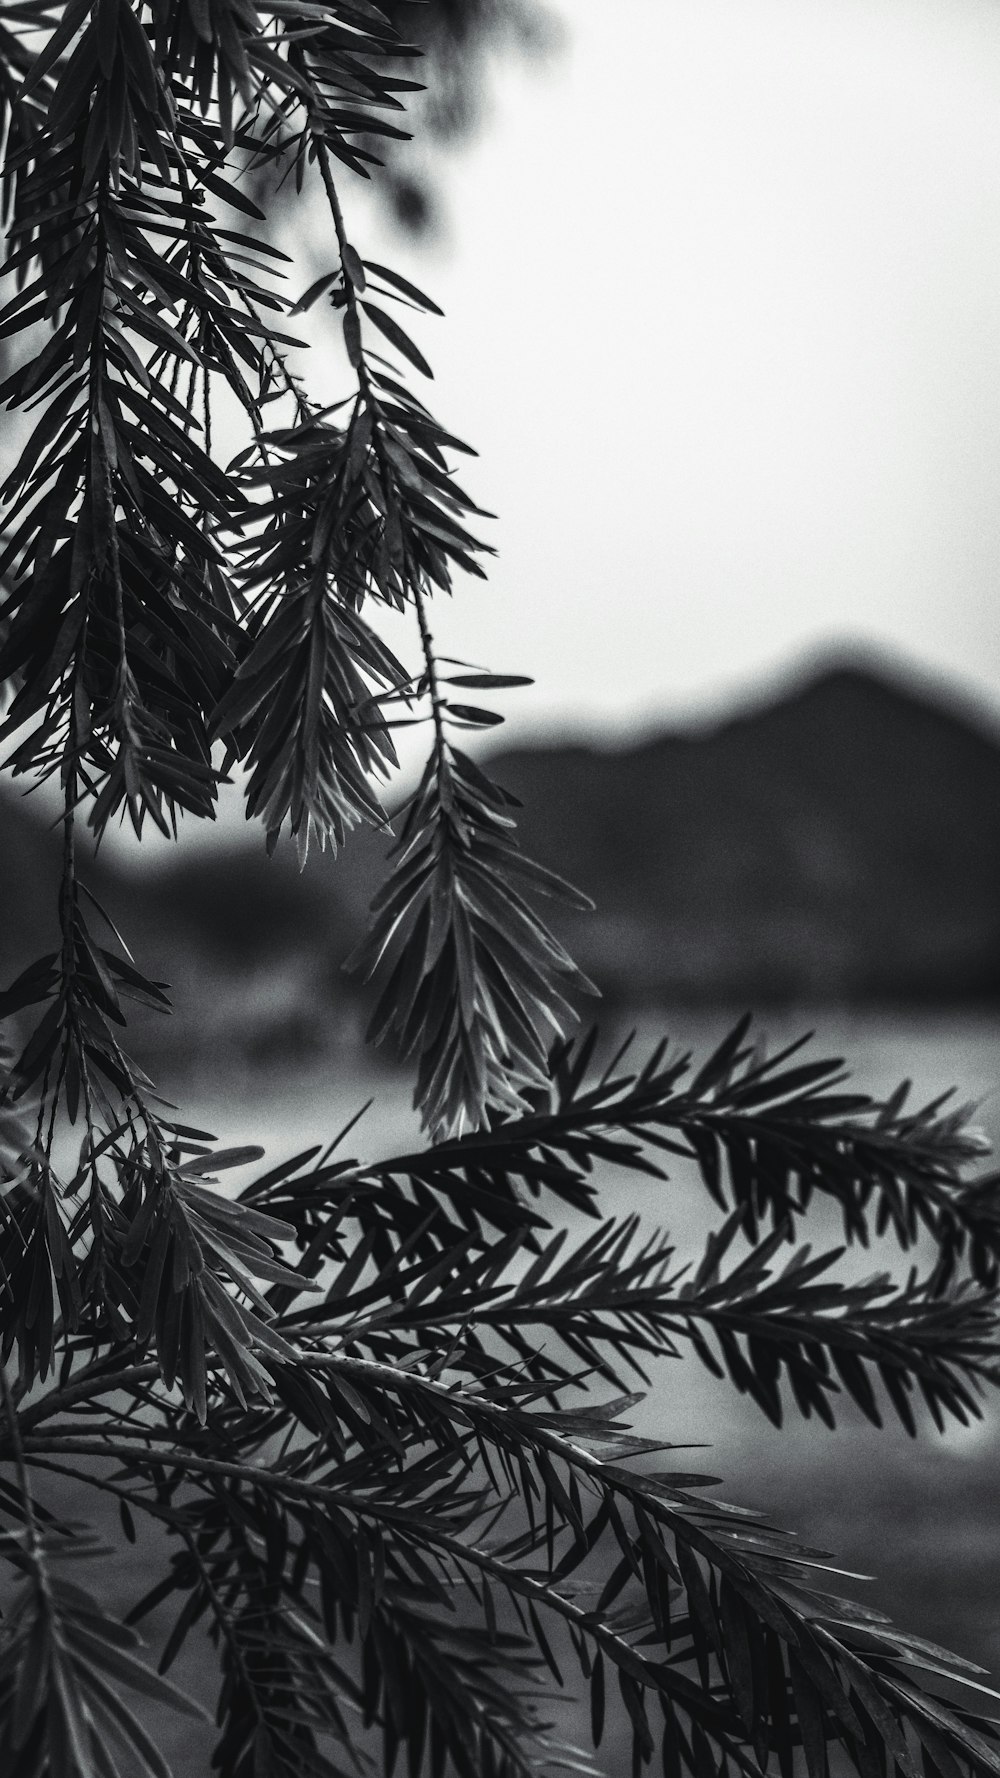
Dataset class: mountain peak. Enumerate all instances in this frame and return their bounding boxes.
[483,654,1000,1004]
[770,654,999,736]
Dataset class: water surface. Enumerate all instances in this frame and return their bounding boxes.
[31,1009,1000,1767]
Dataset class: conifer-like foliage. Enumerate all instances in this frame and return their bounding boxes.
[1,5,1000,1777]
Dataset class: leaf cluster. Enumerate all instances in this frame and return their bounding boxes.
[0,1523,206,1778]
[1,9,1000,1778]
[0,1026,994,1778]
[0,0,592,1137]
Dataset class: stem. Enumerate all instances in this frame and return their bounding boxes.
[16,1434,424,1516]
[287,1274,999,1402]
[17,1360,162,1432]
[314,136,450,774]
[413,576,450,781]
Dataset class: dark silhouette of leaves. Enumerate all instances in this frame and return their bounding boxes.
[1,8,999,1778]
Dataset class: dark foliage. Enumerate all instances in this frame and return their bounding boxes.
[1,6,1000,1778]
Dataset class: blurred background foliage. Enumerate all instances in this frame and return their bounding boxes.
[253,0,564,236]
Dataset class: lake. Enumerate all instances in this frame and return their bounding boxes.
[29,1007,1000,1769]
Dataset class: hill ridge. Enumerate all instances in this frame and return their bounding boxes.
[1,656,997,1075]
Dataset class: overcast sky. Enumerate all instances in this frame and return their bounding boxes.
[344,0,1000,757]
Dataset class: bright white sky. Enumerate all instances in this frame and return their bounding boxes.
[345,0,1000,753]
